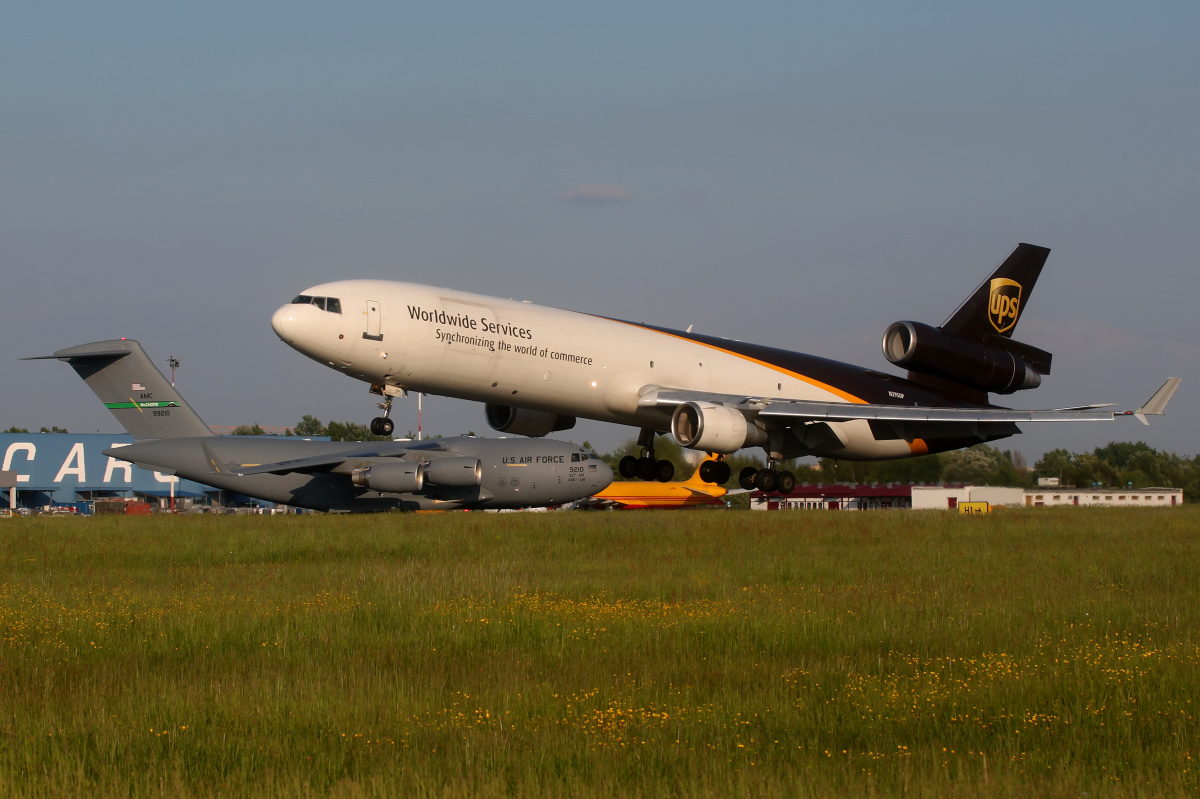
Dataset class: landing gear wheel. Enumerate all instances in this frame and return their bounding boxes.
[698,461,718,483]
[636,457,658,481]
[715,461,732,485]
[739,466,758,491]
[655,460,675,483]
[619,455,639,479]
[370,417,394,436]
[776,470,796,494]
[755,468,778,493]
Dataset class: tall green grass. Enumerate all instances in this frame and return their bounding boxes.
[1,508,1196,797]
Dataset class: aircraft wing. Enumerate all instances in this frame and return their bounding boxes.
[207,440,447,476]
[639,377,1180,428]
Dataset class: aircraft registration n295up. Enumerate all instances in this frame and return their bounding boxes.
[271,244,1179,493]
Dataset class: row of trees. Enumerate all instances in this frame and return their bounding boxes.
[817,441,1199,496]
[1033,442,1198,493]
[232,415,444,443]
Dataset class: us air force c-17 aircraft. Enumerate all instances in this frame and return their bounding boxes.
[28,340,612,512]
[271,244,1179,494]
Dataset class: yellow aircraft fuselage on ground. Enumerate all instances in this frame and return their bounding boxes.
[588,458,728,509]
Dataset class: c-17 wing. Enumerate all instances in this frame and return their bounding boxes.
[640,377,1180,429]
[203,440,447,477]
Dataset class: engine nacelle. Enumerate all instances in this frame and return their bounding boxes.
[425,457,482,487]
[351,461,424,493]
[671,402,768,454]
[485,404,576,437]
[882,321,1043,394]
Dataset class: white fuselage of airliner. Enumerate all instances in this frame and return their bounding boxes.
[274,280,932,460]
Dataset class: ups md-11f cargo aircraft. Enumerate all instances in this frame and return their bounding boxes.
[28,340,612,512]
[271,244,1179,493]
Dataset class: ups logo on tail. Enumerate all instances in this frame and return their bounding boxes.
[988,278,1022,333]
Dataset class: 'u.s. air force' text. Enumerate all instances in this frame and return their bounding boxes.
[502,455,565,464]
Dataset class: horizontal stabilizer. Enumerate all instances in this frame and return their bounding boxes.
[1132,377,1181,425]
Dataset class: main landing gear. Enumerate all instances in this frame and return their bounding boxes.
[617,430,732,484]
[697,457,732,486]
[618,429,677,483]
[370,394,395,437]
[739,464,796,494]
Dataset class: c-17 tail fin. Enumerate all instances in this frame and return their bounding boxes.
[25,340,214,440]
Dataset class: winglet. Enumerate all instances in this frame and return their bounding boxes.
[1133,377,1181,425]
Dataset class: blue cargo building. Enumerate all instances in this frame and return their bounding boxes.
[1,433,240,512]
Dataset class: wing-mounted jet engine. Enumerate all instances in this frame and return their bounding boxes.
[484,404,576,437]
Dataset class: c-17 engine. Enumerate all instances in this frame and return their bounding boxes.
[351,456,482,493]
[424,457,482,486]
[352,461,425,493]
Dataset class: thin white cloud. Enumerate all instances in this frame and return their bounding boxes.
[555,184,633,206]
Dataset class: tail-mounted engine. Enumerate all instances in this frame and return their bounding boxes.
[671,401,768,454]
[485,404,576,438]
[882,321,1052,395]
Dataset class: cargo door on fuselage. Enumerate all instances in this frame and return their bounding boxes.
[364,300,383,341]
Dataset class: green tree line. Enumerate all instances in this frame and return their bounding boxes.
[228,415,454,442]
[228,415,396,442]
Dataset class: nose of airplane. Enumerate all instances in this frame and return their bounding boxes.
[271,304,292,343]
[595,459,615,489]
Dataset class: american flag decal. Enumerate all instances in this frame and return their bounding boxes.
[132,383,146,391]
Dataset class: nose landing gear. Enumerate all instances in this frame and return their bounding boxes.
[370,395,395,437]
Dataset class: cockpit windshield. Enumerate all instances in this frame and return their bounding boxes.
[290,295,341,314]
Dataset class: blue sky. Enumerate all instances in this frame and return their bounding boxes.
[3,2,1197,460]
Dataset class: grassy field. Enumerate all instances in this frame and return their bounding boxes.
[0,507,1196,797]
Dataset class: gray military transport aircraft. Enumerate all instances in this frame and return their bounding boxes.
[28,340,612,512]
